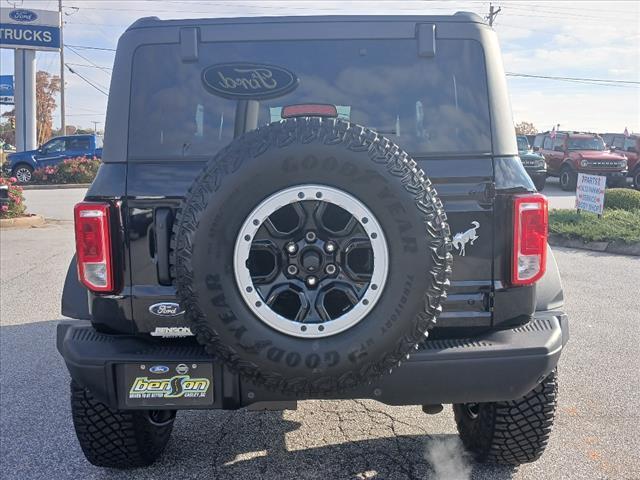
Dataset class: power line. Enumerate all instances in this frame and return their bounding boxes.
[506,72,640,87]
[66,62,113,71]
[64,64,109,96]
[64,44,116,52]
[66,45,112,73]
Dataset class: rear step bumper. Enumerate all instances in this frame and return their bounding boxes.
[57,311,568,410]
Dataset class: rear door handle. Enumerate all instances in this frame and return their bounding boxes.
[154,208,173,285]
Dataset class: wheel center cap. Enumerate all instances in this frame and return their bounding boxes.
[301,248,322,272]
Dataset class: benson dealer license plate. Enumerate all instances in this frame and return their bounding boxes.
[122,362,214,408]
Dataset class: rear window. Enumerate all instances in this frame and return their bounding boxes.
[68,137,91,150]
[128,38,491,160]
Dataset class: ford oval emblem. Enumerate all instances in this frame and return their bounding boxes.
[149,302,184,317]
[202,63,298,100]
[9,9,39,22]
[149,365,170,374]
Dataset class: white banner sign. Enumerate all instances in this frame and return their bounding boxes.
[575,173,606,215]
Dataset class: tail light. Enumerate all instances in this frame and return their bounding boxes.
[512,194,548,286]
[281,104,338,118]
[74,202,114,292]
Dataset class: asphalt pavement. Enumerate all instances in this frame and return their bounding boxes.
[2,196,639,479]
[23,188,87,221]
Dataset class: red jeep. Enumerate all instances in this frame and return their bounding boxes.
[534,131,628,191]
[603,133,639,189]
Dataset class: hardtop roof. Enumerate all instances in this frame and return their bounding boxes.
[125,12,486,31]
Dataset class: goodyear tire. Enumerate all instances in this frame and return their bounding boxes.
[70,381,175,469]
[453,370,558,465]
[172,118,451,395]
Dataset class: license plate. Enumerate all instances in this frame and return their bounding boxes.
[123,362,214,408]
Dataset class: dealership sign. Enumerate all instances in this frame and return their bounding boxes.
[0,8,61,51]
[0,75,14,105]
[575,173,606,215]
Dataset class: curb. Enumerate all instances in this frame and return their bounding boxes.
[0,214,45,229]
[549,234,640,257]
[21,183,90,190]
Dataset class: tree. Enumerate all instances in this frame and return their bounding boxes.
[515,121,538,135]
[1,110,16,146]
[36,71,61,145]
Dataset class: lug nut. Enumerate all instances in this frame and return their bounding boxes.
[305,231,317,242]
[287,265,298,275]
[306,276,318,287]
[286,242,297,254]
[325,264,337,275]
[324,242,336,253]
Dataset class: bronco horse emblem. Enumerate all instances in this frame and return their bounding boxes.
[452,221,480,256]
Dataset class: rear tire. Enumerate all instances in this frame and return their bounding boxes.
[634,170,640,190]
[559,167,576,191]
[70,381,176,469]
[453,369,558,465]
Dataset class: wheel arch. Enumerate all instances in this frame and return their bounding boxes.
[535,244,564,311]
[560,159,575,172]
[11,160,36,172]
[61,255,91,320]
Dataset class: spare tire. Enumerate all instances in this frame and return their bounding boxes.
[172,118,451,395]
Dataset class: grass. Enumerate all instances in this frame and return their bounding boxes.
[549,209,640,244]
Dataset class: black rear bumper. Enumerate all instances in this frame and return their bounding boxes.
[57,311,568,410]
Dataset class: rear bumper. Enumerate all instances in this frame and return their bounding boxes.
[57,311,569,410]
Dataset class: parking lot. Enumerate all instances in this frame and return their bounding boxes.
[1,190,639,480]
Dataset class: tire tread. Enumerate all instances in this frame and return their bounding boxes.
[171,118,452,395]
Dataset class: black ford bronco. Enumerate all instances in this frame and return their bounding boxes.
[58,13,568,469]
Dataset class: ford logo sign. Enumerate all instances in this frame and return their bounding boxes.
[202,63,298,100]
[9,9,39,22]
[149,365,170,374]
[149,302,184,317]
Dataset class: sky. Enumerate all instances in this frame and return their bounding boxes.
[0,0,638,134]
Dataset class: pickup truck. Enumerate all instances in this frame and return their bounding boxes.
[4,134,103,183]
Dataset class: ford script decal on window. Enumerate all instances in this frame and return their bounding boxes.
[202,63,298,100]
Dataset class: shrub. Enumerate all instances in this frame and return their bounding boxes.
[604,188,640,211]
[549,209,640,244]
[31,165,57,184]
[0,176,27,219]
[32,157,100,184]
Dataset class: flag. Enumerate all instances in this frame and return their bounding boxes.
[624,127,629,137]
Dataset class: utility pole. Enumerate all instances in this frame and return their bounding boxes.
[59,0,66,135]
[487,3,502,27]
[92,121,100,134]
